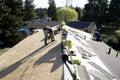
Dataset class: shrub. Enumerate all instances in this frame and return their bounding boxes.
[5,34,26,45]
[106,36,118,48]
[101,27,120,50]
[115,29,120,40]
[101,34,109,43]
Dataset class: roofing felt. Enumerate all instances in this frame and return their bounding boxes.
[0,29,63,80]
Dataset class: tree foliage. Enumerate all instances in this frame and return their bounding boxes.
[57,8,78,22]
[64,0,73,7]
[23,0,36,21]
[0,0,24,37]
[35,8,47,19]
[75,7,83,20]
[48,0,57,20]
[82,2,101,21]
[109,0,120,28]
[81,0,109,28]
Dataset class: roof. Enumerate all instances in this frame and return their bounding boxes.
[0,26,120,80]
[66,21,97,30]
[0,29,63,80]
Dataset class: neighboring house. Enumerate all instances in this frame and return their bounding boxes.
[41,17,51,22]
[25,19,60,29]
[66,21,97,30]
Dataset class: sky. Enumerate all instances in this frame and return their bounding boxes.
[33,0,88,8]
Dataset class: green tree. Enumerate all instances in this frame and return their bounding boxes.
[0,0,24,37]
[82,2,100,21]
[98,0,108,14]
[75,7,83,20]
[82,0,109,28]
[23,0,36,21]
[109,0,120,28]
[35,8,47,19]
[48,0,57,20]
[57,8,78,22]
[97,0,109,24]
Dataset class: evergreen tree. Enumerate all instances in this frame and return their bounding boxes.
[35,8,47,19]
[23,0,36,21]
[109,0,120,28]
[96,0,109,24]
[0,0,24,37]
[48,0,57,20]
[82,0,109,28]
[98,0,108,15]
[75,7,83,20]
[82,2,100,21]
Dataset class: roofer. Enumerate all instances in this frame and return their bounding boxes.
[29,27,36,35]
[43,26,55,45]
[93,30,102,41]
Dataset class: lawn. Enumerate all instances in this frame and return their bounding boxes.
[0,51,4,56]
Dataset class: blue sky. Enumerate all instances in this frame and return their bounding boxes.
[33,0,88,8]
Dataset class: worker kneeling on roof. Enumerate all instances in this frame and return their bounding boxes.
[43,26,55,45]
